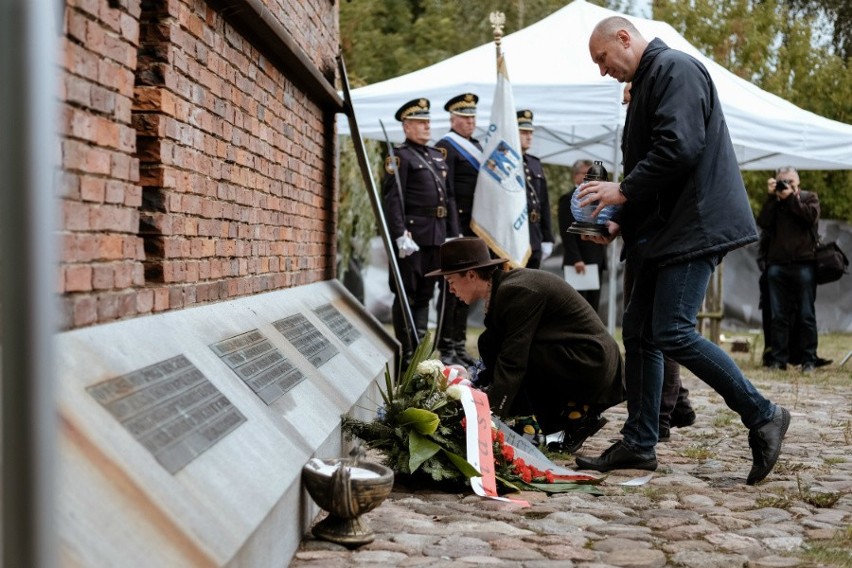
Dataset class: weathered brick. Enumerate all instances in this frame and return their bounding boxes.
[80,176,106,203]
[136,289,154,314]
[92,264,115,290]
[72,295,98,327]
[153,287,169,311]
[64,265,93,292]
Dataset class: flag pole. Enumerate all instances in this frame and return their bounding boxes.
[489,11,506,63]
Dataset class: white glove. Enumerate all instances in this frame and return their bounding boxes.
[396,232,420,259]
[541,242,554,260]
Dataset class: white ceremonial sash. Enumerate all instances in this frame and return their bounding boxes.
[442,131,482,171]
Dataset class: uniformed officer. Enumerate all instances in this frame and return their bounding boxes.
[434,93,481,366]
[517,110,554,269]
[383,98,459,363]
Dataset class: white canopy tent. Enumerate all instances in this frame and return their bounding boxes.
[340,0,852,172]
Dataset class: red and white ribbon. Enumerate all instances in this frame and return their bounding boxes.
[457,385,528,506]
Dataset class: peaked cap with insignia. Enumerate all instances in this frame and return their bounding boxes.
[517,109,535,131]
[395,98,431,121]
[444,93,479,116]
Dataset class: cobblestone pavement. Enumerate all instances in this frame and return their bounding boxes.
[291,371,852,567]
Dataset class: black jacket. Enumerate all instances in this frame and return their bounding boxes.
[523,153,554,252]
[435,133,482,236]
[756,190,820,264]
[382,141,459,246]
[616,39,757,265]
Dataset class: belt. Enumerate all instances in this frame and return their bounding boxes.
[529,210,541,223]
[408,206,448,218]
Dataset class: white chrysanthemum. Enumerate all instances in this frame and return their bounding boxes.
[445,385,464,400]
[416,359,444,377]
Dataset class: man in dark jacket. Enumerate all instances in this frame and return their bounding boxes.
[383,98,459,363]
[757,166,820,372]
[517,110,555,269]
[574,17,789,485]
[427,237,625,454]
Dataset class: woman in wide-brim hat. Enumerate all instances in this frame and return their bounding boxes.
[429,237,625,453]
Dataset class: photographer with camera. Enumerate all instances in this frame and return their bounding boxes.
[756,167,821,372]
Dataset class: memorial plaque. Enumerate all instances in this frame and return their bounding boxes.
[210,330,306,405]
[314,303,362,345]
[86,354,246,474]
[272,313,339,367]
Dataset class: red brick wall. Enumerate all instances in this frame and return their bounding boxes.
[59,0,339,329]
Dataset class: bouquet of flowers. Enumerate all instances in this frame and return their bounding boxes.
[342,335,602,494]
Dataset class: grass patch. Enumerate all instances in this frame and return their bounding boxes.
[801,525,852,567]
[772,461,811,475]
[796,475,846,508]
[755,495,793,509]
[680,444,716,461]
[823,456,846,466]
[712,410,738,428]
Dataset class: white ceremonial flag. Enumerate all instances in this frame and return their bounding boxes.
[471,54,530,268]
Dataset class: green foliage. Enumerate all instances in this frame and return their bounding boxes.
[652,0,852,222]
[336,135,380,281]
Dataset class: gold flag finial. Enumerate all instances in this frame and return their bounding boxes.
[489,11,506,58]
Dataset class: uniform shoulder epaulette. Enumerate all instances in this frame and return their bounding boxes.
[435,146,448,160]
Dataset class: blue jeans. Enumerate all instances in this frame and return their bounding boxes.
[621,254,775,455]
[766,262,817,366]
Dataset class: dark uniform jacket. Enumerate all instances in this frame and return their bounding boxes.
[558,187,608,269]
[615,39,757,265]
[756,190,820,264]
[382,141,459,246]
[476,269,625,431]
[522,153,554,252]
[434,133,481,236]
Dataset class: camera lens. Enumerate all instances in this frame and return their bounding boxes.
[776,180,788,190]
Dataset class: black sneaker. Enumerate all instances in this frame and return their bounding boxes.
[575,440,658,472]
[658,426,671,442]
[747,406,791,485]
[547,415,608,454]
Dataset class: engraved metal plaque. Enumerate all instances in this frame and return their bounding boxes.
[272,313,339,367]
[210,330,306,405]
[86,355,246,474]
[313,303,362,345]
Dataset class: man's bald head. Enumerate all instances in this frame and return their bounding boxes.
[589,17,648,83]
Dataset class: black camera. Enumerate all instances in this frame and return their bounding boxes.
[775,179,788,191]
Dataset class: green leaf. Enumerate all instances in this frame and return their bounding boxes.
[408,431,441,472]
[398,407,440,435]
[441,449,482,479]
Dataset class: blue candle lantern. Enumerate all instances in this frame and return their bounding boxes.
[567,161,619,236]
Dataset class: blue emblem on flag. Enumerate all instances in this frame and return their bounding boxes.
[483,140,524,192]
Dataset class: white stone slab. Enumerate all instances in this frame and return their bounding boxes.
[56,280,397,566]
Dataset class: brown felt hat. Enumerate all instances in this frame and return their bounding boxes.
[425,237,507,277]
